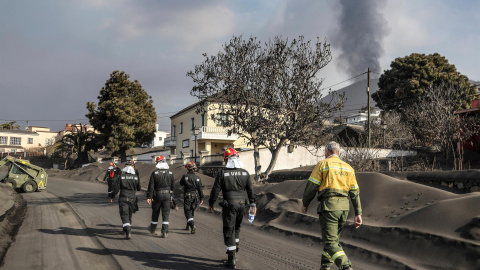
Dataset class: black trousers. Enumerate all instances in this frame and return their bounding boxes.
[107,179,115,193]
[222,203,245,248]
[119,196,134,224]
[183,192,197,220]
[151,193,171,223]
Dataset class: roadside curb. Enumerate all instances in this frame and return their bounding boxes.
[0,184,27,266]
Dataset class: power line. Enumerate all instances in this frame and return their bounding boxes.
[320,72,368,91]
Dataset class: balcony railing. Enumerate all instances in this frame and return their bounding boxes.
[190,126,239,141]
[164,136,177,147]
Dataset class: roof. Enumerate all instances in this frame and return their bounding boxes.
[0,129,39,135]
[170,100,203,119]
[454,107,480,115]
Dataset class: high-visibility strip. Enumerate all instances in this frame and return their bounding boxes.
[122,223,131,227]
[308,177,321,185]
[350,184,359,190]
[235,239,239,243]
[151,221,158,224]
[332,251,346,261]
[226,246,237,251]
[187,218,194,222]
[320,166,353,172]
[322,251,331,258]
[162,221,169,225]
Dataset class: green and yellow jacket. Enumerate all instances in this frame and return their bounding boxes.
[302,155,362,215]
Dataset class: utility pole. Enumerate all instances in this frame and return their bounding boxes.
[367,68,371,148]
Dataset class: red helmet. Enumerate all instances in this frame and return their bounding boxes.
[156,155,165,162]
[223,148,238,162]
[127,160,135,166]
[186,161,197,170]
[109,162,114,166]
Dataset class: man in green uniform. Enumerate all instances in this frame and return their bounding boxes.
[302,141,362,270]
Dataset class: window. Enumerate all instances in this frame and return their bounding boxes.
[215,113,230,126]
[201,114,205,127]
[10,137,21,145]
[28,138,33,144]
[191,118,195,131]
[0,136,7,144]
[190,150,193,157]
[158,137,163,141]
[180,122,183,134]
[172,125,176,136]
[182,139,189,148]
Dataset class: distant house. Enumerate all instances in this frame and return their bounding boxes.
[150,124,170,147]
[454,99,480,151]
[55,123,96,142]
[345,110,381,125]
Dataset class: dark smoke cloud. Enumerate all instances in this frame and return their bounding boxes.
[331,0,389,78]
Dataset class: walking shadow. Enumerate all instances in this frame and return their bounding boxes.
[77,247,225,269]
[38,224,154,240]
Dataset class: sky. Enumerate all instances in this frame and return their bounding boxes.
[1,0,479,132]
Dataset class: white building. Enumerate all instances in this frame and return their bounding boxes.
[151,124,170,147]
[345,110,381,125]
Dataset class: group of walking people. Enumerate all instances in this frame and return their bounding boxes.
[103,141,362,270]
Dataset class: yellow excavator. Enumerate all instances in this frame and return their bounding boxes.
[0,156,47,192]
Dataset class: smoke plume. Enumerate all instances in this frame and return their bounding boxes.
[331,0,389,78]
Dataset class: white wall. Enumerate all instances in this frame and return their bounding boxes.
[237,146,416,174]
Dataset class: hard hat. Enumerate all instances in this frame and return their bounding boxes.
[223,148,239,162]
[186,161,197,170]
[156,155,165,162]
[109,162,114,166]
[127,160,135,166]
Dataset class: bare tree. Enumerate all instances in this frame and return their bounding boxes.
[403,83,478,168]
[187,35,344,180]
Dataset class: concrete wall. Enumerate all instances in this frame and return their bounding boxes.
[237,146,417,175]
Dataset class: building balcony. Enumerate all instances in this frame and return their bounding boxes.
[190,126,239,141]
[164,136,177,147]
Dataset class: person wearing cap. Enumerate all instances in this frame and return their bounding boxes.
[103,162,121,198]
[110,161,142,239]
[302,141,362,270]
[147,155,175,238]
[180,161,204,234]
[208,148,255,269]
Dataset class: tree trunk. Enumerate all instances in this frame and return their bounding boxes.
[253,144,261,181]
[120,150,127,163]
[263,139,288,180]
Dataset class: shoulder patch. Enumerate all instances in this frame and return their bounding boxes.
[185,177,188,180]
[155,171,159,174]
[224,172,229,177]
[196,179,200,182]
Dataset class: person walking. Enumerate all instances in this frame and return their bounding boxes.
[103,162,121,198]
[180,161,204,234]
[110,162,141,239]
[302,141,362,270]
[208,148,255,269]
[147,155,175,238]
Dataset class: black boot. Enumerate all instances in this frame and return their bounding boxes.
[185,223,190,230]
[190,221,196,234]
[161,224,168,238]
[224,250,236,269]
[125,225,132,240]
[147,224,157,235]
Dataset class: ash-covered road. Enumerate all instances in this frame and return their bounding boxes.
[2,178,376,270]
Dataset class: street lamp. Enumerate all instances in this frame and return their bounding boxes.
[381,121,387,149]
[193,126,200,163]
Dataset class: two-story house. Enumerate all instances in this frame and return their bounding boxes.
[0,126,58,157]
[165,101,250,164]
